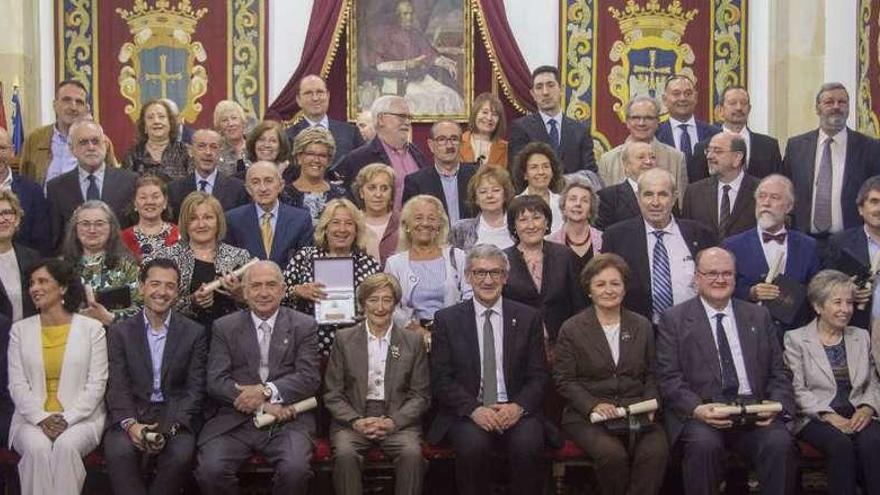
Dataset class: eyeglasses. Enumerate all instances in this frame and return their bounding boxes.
[697,270,735,280]
[75,137,103,147]
[76,220,109,230]
[469,269,506,281]
[0,209,17,219]
[383,112,413,122]
[432,136,461,145]
[704,147,737,156]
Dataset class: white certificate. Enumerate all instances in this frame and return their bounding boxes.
[314,257,356,324]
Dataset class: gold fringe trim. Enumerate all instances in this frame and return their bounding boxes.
[471,0,529,114]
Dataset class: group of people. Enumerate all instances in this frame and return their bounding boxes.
[0,61,879,495]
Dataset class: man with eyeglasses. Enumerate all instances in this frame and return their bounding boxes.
[656,246,797,495]
[335,95,430,211]
[682,133,759,241]
[721,174,819,332]
[429,244,551,495]
[283,75,363,176]
[0,128,49,254]
[167,129,249,218]
[20,80,119,185]
[45,119,136,251]
[597,95,688,194]
[402,120,477,224]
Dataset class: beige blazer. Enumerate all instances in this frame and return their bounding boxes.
[783,320,880,432]
[7,314,108,447]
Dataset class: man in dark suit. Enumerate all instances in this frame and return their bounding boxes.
[104,258,208,495]
[430,244,549,495]
[656,75,719,164]
[46,120,137,250]
[681,133,758,241]
[402,121,477,223]
[596,140,654,229]
[284,75,363,172]
[196,261,320,495]
[508,65,597,174]
[722,175,820,332]
[657,247,797,495]
[334,95,430,205]
[783,82,880,236]
[603,168,715,322]
[690,86,783,182]
[167,129,248,218]
[0,128,50,254]
[225,161,313,267]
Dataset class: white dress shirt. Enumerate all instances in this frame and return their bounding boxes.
[627,177,639,195]
[0,249,21,321]
[250,310,282,403]
[473,297,508,403]
[757,227,788,275]
[304,115,330,129]
[811,128,847,233]
[0,168,12,191]
[700,297,753,396]
[78,164,105,200]
[365,321,392,401]
[645,218,697,308]
[601,323,621,365]
[194,167,219,194]
[668,115,699,153]
[717,170,745,223]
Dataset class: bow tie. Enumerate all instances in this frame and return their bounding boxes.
[762,231,786,244]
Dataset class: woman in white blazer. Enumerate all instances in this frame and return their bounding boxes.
[784,270,880,495]
[8,259,108,495]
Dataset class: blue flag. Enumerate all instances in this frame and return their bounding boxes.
[11,86,24,155]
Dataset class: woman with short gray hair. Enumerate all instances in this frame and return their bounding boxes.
[546,179,603,274]
[784,269,880,494]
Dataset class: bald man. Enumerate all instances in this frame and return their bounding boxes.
[0,128,49,253]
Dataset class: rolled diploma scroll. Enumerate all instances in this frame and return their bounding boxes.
[202,259,260,293]
[254,397,319,428]
[144,432,162,443]
[713,402,783,416]
[764,250,785,284]
[589,398,659,424]
[858,250,880,310]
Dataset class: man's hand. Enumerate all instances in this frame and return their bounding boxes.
[470,406,503,433]
[850,406,875,432]
[492,403,524,430]
[39,414,68,440]
[693,403,733,429]
[372,417,396,439]
[217,272,244,302]
[233,383,266,414]
[754,409,779,427]
[749,283,780,302]
[127,422,159,450]
[822,412,854,434]
[854,286,872,305]
[590,403,620,422]
[263,403,296,424]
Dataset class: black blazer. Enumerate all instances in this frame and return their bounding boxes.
[690,131,783,183]
[0,243,40,322]
[106,310,207,431]
[508,113,597,174]
[595,181,640,230]
[9,173,50,255]
[285,117,364,171]
[680,174,759,241]
[783,128,880,232]
[428,298,549,444]
[167,171,249,219]
[602,217,716,320]
[502,242,587,342]
[824,227,875,329]
[46,166,138,250]
[402,163,478,220]
[334,136,431,189]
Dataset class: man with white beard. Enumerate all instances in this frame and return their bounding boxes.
[721,174,820,333]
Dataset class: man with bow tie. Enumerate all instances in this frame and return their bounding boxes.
[722,174,820,332]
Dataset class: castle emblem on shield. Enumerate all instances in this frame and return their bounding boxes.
[607,0,698,122]
[116,0,209,123]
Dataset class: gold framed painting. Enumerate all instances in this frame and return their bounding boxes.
[347,0,473,122]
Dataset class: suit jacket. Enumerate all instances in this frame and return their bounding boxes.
[784,322,880,432]
[782,127,880,232]
[680,173,759,241]
[46,165,137,250]
[595,181,641,230]
[502,242,588,342]
[167,171,249,219]
[824,227,874,328]
[106,311,207,431]
[334,136,431,189]
[224,202,314,267]
[553,308,658,427]
[0,314,11,445]
[402,163,478,221]
[602,217,716,320]
[8,314,108,447]
[199,307,321,444]
[656,118,719,154]
[9,173,51,254]
[656,297,795,443]
[508,113,597,174]
[0,243,40,322]
[285,117,364,170]
[689,130,783,183]
[460,131,508,167]
[428,298,549,444]
[19,123,120,185]
[324,323,430,432]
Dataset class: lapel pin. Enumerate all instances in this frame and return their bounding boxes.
[621,331,632,342]
[283,338,289,344]
[511,318,517,328]
[390,345,400,360]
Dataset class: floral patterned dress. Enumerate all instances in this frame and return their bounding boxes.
[76,253,142,323]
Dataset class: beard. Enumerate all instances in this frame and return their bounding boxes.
[756,211,783,230]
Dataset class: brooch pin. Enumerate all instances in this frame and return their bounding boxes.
[621,332,632,342]
[390,345,401,360]
[511,318,517,328]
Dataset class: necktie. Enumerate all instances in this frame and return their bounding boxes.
[86,174,99,200]
[678,123,693,161]
[651,231,674,321]
[714,313,740,400]
[198,179,209,192]
[482,309,497,406]
[719,184,732,232]
[813,137,834,232]
[258,321,271,382]
[761,231,786,244]
[260,212,273,257]
[548,118,560,152]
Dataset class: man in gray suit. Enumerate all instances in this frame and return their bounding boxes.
[324,273,430,495]
[195,261,321,495]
